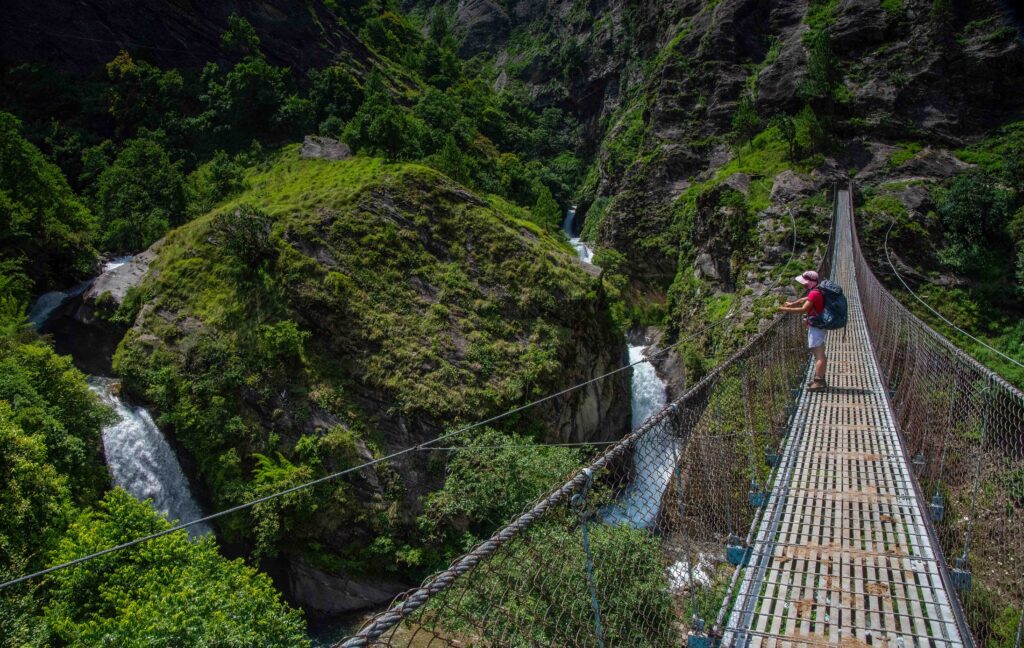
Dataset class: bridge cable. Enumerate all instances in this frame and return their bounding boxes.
[884,221,1024,370]
[0,311,735,591]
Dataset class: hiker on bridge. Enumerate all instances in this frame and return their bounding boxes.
[779,270,829,391]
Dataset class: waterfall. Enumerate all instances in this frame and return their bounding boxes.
[89,377,211,537]
[601,344,674,529]
[562,206,594,264]
[27,279,91,330]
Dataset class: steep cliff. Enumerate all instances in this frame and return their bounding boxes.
[0,0,375,74]
[418,0,1024,374]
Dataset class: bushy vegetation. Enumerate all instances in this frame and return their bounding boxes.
[857,123,1024,385]
[0,308,308,646]
[419,428,583,554]
[0,113,98,298]
[424,518,676,647]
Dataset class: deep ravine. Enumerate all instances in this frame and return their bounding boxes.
[561,209,675,528]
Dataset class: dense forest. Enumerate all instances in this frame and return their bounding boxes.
[1,0,1023,645]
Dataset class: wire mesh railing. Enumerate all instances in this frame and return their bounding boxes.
[852,188,1024,646]
[338,203,837,647]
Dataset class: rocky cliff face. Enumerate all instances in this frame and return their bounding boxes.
[430,0,1023,371]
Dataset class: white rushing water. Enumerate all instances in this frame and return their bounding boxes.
[601,344,674,528]
[102,255,134,273]
[559,207,673,528]
[26,256,134,330]
[89,377,211,537]
[562,206,594,264]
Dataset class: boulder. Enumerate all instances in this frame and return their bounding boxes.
[299,136,352,161]
[770,170,815,204]
[40,244,159,375]
[284,556,408,617]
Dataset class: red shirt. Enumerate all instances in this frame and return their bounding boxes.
[807,289,824,318]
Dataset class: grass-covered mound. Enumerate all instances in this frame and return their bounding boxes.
[113,146,625,580]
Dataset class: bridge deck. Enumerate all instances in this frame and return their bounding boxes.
[722,192,965,647]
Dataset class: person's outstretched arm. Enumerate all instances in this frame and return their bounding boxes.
[778,301,813,315]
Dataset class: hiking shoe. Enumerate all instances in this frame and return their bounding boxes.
[808,378,827,391]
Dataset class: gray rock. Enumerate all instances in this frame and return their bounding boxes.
[695,252,721,281]
[79,245,159,320]
[770,170,814,204]
[455,0,511,57]
[723,172,751,196]
[286,556,408,616]
[299,136,352,161]
[831,0,887,55]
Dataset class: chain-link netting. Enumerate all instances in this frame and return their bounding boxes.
[338,233,833,646]
[852,190,1024,646]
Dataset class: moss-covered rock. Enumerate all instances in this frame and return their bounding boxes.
[112,146,630,613]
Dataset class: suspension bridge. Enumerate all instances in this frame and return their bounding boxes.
[337,185,1022,647]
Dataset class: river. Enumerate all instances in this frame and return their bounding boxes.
[561,208,674,528]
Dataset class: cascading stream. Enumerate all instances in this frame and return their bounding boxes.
[601,344,674,528]
[561,208,673,528]
[561,206,594,264]
[28,259,210,538]
[89,377,211,538]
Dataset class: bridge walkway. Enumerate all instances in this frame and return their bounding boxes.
[722,190,966,647]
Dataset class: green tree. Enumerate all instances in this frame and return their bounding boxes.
[774,115,799,161]
[105,50,184,139]
[795,105,828,154]
[935,170,1014,274]
[531,183,562,230]
[309,65,363,122]
[0,333,111,502]
[799,29,844,110]
[199,56,293,140]
[221,13,261,58]
[95,137,185,251]
[43,490,310,646]
[731,95,762,149]
[0,112,98,295]
[0,401,74,570]
[420,428,581,545]
[184,149,245,218]
[432,134,470,183]
[343,71,425,161]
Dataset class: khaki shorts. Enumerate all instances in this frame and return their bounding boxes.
[807,326,826,349]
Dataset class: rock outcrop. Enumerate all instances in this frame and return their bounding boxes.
[113,149,631,614]
[41,248,158,375]
[454,0,512,57]
[300,136,352,161]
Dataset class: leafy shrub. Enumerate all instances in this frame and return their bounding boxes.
[0,112,98,293]
[420,428,582,547]
[211,204,275,271]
